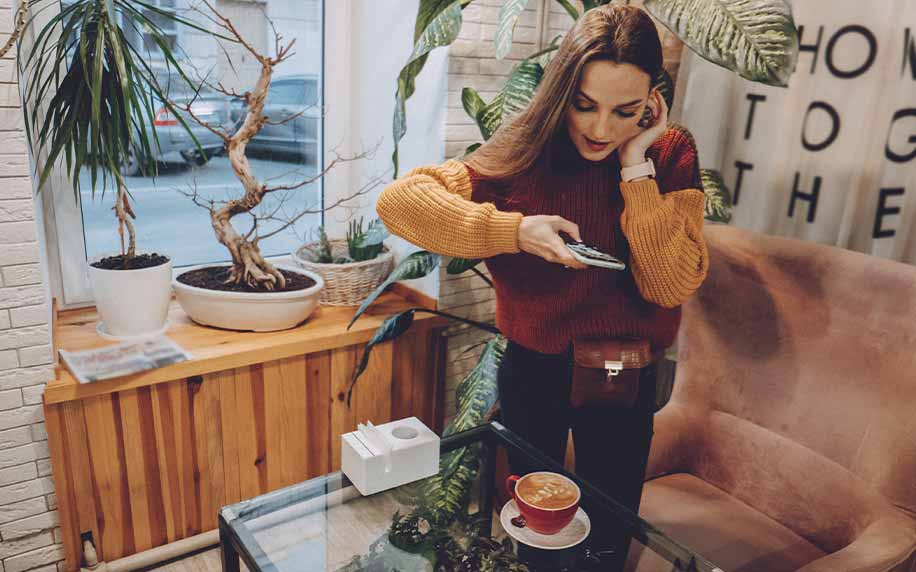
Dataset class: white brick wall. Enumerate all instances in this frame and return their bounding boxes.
[0,0,60,568]
[439,1,685,424]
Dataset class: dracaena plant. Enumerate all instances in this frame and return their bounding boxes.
[390,0,801,220]
[5,0,218,261]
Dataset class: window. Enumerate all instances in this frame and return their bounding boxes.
[141,0,179,59]
[44,0,334,307]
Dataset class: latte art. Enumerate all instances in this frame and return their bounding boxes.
[517,473,579,509]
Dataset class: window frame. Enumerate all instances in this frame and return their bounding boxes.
[41,0,341,310]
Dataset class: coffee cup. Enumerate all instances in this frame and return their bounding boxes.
[506,471,581,534]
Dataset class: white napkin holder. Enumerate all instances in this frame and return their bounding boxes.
[341,416,440,496]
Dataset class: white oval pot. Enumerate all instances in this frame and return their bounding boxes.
[88,256,173,340]
[172,264,324,332]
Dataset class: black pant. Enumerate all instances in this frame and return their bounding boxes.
[497,339,657,569]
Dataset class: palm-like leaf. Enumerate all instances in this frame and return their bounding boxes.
[19,0,211,200]
[701,168,733,223]
[644,0,798,87]
[392,0,465,177]
[495,0,532,60]
[554,0,579,20]
[348,250,440,329]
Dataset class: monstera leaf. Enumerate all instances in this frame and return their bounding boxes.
[348,251,440,329]
[701,168,733,223]
[644,0,798,87]
[392,0,467,177]
[495,0,532,60]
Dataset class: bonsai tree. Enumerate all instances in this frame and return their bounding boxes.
[7,0,213,264]
[171,0,376,290]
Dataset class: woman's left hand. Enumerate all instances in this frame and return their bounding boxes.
[619,89,668,166]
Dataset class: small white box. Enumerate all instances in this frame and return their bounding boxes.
[341,416,440,496]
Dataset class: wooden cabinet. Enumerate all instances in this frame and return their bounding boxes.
[44,290,446,570]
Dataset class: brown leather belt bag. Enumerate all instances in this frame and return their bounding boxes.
[570,337,660,408]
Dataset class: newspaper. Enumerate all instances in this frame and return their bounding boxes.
[59,336,193,384]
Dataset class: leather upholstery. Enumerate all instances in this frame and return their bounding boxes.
[630,225,916,572]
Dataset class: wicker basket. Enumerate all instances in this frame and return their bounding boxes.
[292,239,394,306]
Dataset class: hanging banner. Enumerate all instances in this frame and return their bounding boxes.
[676,1,916,262]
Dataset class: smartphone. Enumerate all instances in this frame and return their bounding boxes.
[565,241,626,271]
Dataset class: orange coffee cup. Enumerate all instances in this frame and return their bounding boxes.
[506,471,580,535]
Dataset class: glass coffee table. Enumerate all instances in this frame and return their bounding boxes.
[219,421,723,572]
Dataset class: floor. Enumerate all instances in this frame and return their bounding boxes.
[146,548,241,572]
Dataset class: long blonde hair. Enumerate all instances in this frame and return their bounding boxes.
[465,5,663,180]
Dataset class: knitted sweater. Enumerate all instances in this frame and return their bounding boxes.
[376,126,709,354]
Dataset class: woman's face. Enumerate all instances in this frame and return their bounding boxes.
[565,59,652,162]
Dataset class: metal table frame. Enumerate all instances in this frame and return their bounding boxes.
[218,421,720,572]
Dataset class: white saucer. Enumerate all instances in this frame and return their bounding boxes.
[96,320,170,342]
[499,499,590,550]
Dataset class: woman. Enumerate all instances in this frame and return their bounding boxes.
[377,4,708,566]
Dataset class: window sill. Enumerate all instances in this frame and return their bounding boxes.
[45,283,442,405]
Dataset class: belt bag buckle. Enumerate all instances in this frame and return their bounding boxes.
[604,360,624,382]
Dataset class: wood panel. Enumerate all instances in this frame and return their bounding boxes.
[47,292,444,404]
[47,332,445,571]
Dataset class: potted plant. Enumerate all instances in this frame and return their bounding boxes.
[292,217,394,306]
[168,1,374,331]
[7,0,213,339]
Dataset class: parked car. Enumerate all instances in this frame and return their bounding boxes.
[230,74,320,164]
[123,70,234,176]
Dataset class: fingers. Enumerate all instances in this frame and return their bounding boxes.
[551,216,581,242]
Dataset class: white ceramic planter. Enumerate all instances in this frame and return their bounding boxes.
[172,264,324,332]
[88,256,173,340]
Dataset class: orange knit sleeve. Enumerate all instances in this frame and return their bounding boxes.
[619,132,709,308]
[376,159,523,259]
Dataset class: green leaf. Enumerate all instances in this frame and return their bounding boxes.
[460,87,486,122]
[644,0,798,87]
[463,142,481,156]
[554,0,578,20]
[495,0,531,60]
[654,68,675,109]
[347,251,440,330]
[580,0,607,11]
[392,0,466,177]
[446,257,481,275]
[444,336,504,436]
[476,60,543,139]
[355,219,390,248]
[392,337,505,526]
[346,310,417,406]
[700,168,733,223]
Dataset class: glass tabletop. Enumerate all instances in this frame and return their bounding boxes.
[219,421,723,572]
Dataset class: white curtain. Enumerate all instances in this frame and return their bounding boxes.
[674,0,916,263]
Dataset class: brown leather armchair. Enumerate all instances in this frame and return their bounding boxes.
[629,225,916,572]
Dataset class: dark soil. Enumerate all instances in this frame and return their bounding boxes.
[91,253,169,270]
[177,266,316,293]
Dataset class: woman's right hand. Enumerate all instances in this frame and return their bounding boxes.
[517,215,588,269]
